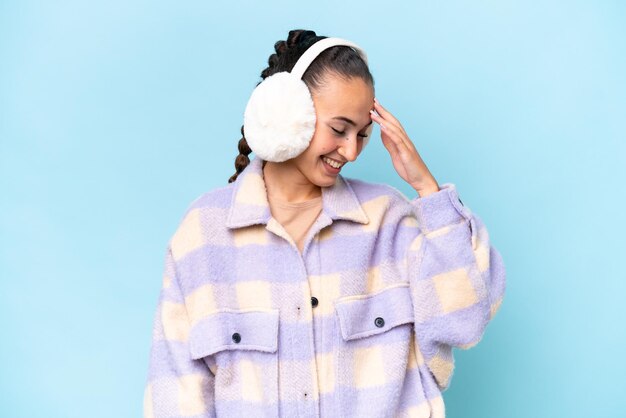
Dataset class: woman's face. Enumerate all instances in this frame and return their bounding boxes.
[290,73,375,188]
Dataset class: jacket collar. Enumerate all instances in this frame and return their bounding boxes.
[225,156,369,229]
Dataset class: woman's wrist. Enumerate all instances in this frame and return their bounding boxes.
[412,178,440,198]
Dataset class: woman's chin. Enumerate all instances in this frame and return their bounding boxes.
[315,176,338,188]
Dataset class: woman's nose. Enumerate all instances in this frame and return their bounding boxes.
[338,134,359,162]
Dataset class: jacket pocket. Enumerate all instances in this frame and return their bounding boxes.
[333,283,415,417]
[189,308,280,417]
[335,283,414,341]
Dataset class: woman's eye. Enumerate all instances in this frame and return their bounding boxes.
[332,127,367,139]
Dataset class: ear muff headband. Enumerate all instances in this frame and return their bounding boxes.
[290,38,368,78]
[243,37,370,163]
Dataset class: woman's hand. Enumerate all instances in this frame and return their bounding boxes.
[369,98,440,197]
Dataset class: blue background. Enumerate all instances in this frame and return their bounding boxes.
[1,1,625,417]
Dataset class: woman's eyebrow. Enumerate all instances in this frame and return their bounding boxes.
[332,116,373,128]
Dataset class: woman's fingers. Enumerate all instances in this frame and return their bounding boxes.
[369,98,438,191]
[380,131,401,159]
[373,98,408,136]
[371,102,412,150]
[370,110,414,152]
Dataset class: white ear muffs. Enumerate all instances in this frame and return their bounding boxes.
[243,37,369,162]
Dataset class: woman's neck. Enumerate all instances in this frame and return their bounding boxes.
[262,160,321,203]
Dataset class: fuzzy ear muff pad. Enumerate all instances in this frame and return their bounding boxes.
[243,72,317,163]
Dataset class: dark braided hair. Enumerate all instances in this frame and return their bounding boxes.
[228,29,374,184]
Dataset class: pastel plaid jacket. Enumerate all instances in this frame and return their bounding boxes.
[143,155,506,418]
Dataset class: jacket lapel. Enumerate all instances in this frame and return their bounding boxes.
[225,156,369,230]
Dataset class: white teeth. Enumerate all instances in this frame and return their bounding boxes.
[322,157,343,169]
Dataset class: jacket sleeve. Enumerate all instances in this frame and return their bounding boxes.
[406,183,506,391]
[143,246,216,418]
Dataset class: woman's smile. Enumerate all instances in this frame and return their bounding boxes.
[321,155,344,174]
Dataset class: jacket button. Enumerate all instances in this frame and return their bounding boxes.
[374,317,385,328]
[311,296,319,308]
[232,332,241,343]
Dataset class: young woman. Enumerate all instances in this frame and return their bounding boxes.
[144,29,506,418]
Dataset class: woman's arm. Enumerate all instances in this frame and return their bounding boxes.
[406,184,506,391]
[144,246,216,418]
[371,98,506,390]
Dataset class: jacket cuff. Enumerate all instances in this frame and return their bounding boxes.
[410,183,470,233]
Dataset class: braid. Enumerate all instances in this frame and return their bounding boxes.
[228,125,252,184]
[260,30,320,80]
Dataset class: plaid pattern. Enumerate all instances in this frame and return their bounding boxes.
[144,156,506,418]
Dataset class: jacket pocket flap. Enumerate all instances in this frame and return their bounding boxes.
[189,308,279,360]
[335,283,414,341]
